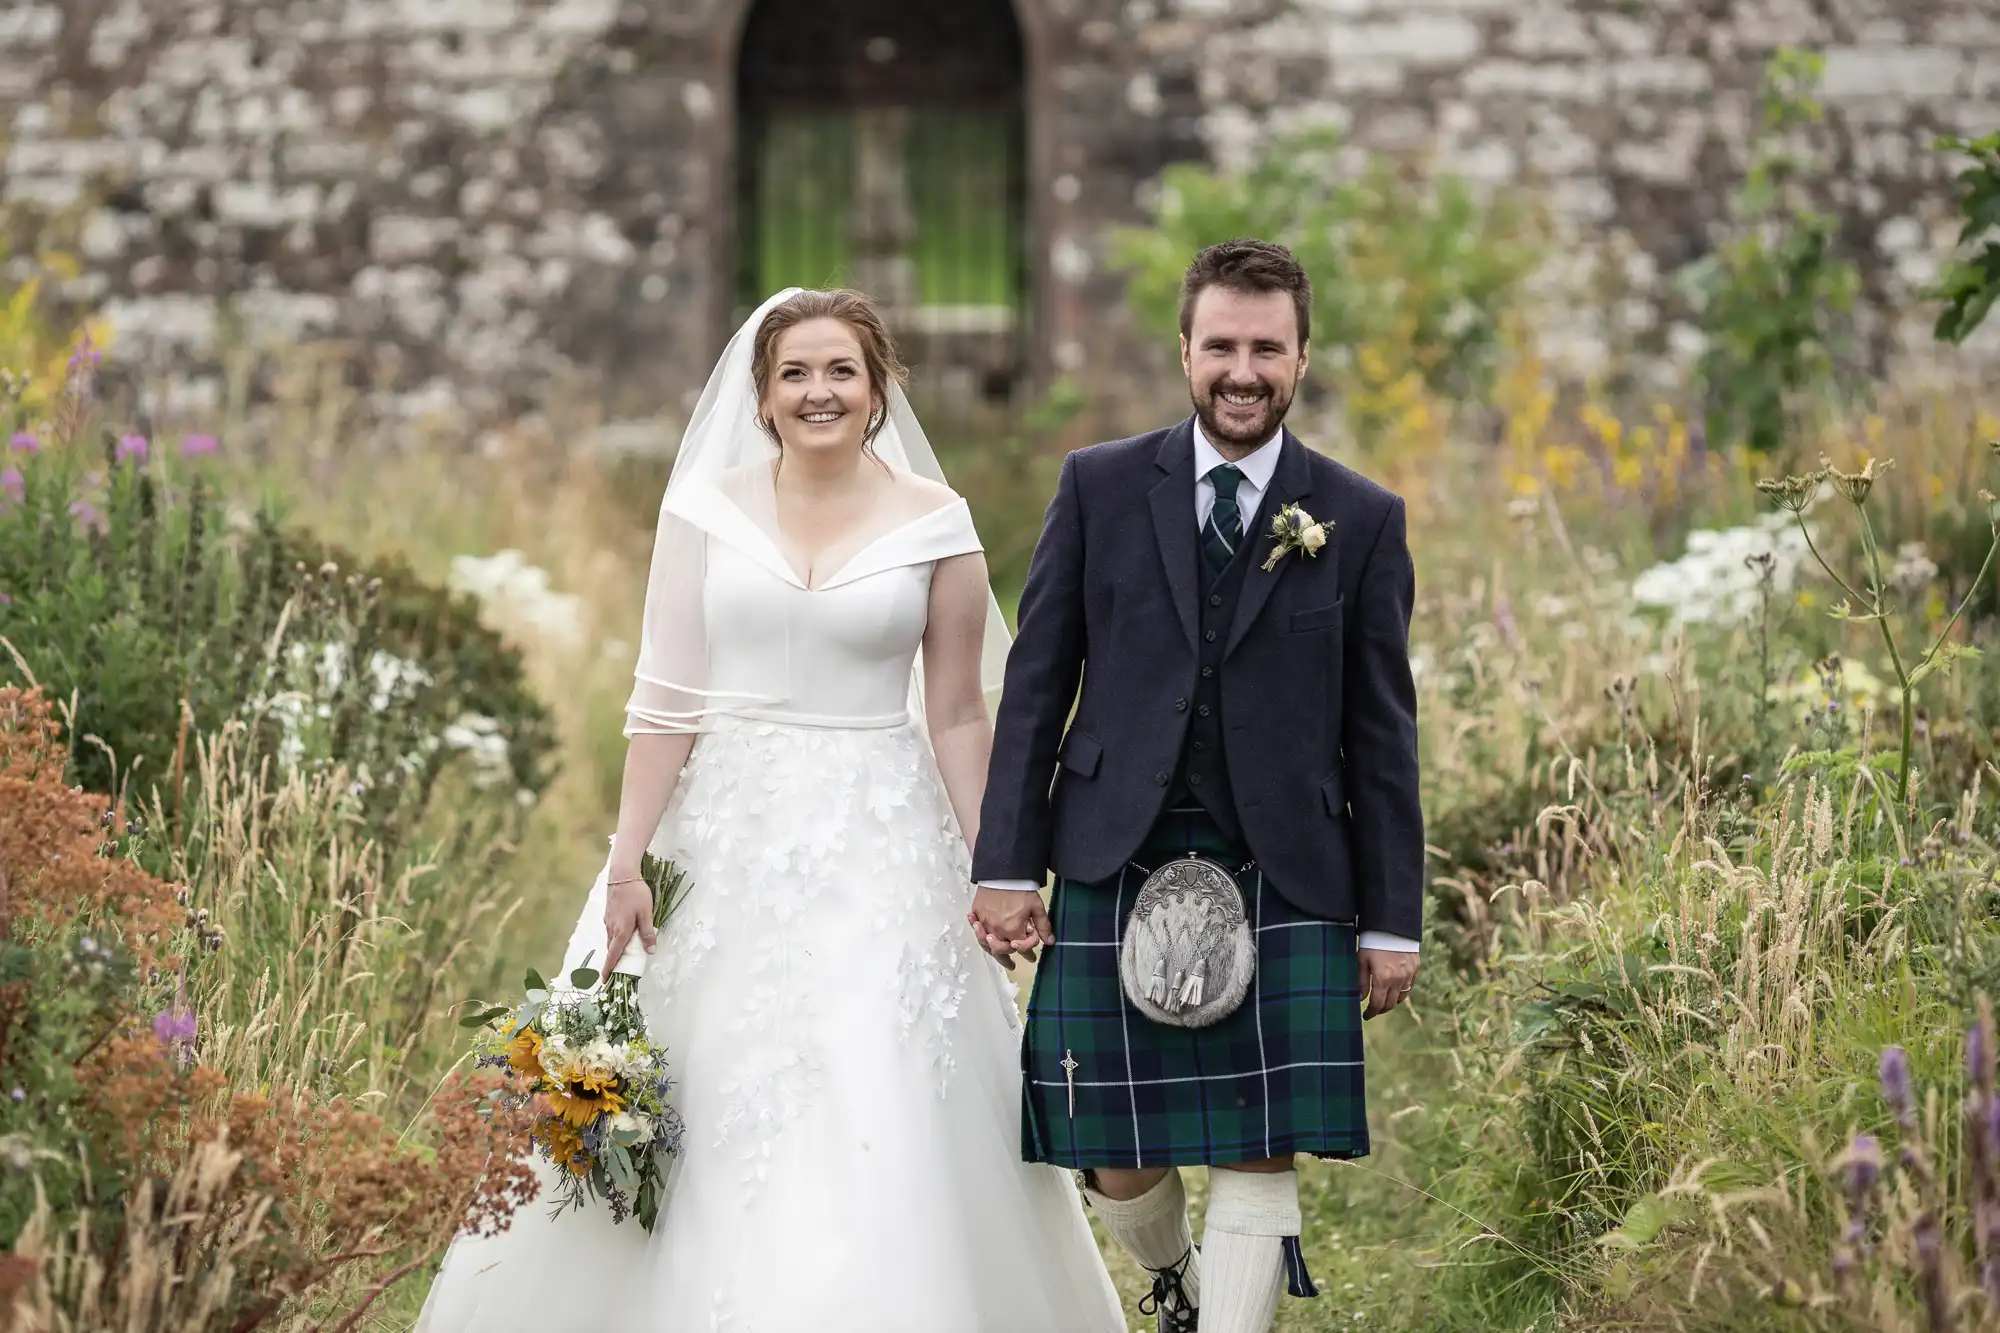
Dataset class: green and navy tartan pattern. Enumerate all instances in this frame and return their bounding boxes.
[1200,463,1244,576]
[1021,808,1370,1168]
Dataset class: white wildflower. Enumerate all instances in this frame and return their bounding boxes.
[1630,512,1811,627]
[441,712,512,786]
[449,549,585,651]
[1889,541,1938,597]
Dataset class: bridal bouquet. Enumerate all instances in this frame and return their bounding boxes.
[464,854,692,1229]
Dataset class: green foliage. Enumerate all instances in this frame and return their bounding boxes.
[0,431,557,855]
[0,924,144,1242]
[1929,131,2000,345]
[932,375,1088,598]
[1679,49,1861,453]
[1110,127,1541,405]
[1758,449,2000,803]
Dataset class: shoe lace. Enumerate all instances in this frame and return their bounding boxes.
[1136,1247,1197,1326]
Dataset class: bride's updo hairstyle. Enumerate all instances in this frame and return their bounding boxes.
[750,289,910,456]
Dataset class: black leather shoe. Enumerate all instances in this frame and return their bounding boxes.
[1136,1247,1198,1333]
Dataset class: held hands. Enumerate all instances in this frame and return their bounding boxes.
[1359,948,1419,1020]
[602,872,658,975]
[966,886,1055,971]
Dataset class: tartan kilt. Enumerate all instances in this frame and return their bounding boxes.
[1021,808,1371,1169]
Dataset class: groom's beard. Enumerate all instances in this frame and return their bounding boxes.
[1190,378,1296,452]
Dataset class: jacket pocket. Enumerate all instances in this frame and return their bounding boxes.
[1320,769,1347,817]
[1289,599,1344,634]
[1059,729,1103,778]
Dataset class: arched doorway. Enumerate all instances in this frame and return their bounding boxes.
[734,0,1030,423]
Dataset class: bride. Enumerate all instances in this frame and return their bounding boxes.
[416,289,1127,1332]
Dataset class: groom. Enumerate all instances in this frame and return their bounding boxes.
[970,239,1423,1333]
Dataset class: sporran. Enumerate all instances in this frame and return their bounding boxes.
[1118,855,1257,1028]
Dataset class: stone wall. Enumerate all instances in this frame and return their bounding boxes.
[1,0,1995,442]
[1191,0,2000,381]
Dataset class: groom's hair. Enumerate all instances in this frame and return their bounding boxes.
[1178,240,1312,348]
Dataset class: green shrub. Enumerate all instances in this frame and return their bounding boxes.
[1679,49,1860,454]
[1111,127,1540,412]
[0,420,557,859]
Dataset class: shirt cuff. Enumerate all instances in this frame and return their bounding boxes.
[1358,931,1420,953]
[978,879,1043,894]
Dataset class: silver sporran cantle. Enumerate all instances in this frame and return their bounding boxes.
[1118,856,1256,1028]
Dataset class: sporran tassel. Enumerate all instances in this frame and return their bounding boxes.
[1282,1236,1318,1298]
[1147,963,1169,1005]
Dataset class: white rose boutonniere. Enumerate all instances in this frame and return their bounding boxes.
[1261,503,1331,572]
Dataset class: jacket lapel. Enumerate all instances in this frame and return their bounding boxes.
[1225,429,1315,657]
[1148,418,1200,649]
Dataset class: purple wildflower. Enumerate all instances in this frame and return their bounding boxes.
[1846,1133,1882,1206]
[65,332,101,372]
[1881,1047,1916,1132]
[8,432,34,454]
[115,434,149,464]
[152,1007,197,1047]
[6,1088,21,1103]
[0,593,11,607]
[68,499,105,533]
[180,433,219,459]
[0,467,21,506]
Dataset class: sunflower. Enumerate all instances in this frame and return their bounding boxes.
[505,1026,545,1082]
[539,1046,627,1128]
[532,1114,592,1176]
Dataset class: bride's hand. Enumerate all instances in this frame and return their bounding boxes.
[969,886,1054,970]
[603,875,658,973]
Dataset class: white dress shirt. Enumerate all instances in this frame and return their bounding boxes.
[979,421,1419,954]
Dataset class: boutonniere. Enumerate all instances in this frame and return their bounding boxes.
[1260,503,1331,572]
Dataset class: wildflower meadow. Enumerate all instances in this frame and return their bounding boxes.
[3,50,2000,1333]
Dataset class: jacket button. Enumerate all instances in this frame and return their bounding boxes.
[1174,698,1189,712]
[1198,705,1212,718]
[1209,593,1224,607]
[1188,773,1203,787]
[1154,772,1169,786]
[1192,742,1206,753]
[1203,629,1217,643]
[1201,666,1215,679]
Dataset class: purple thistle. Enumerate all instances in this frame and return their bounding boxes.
[8,432,35,454]
[68,499,105,533]
[152,1006,197,1048]
[6,1088,21,1103]
[114,434,149,464]
[1881,1047,1916,1132]
[180,433,219,459]
[0,467,21,506]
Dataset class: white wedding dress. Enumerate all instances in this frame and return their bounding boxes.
[416,479,1127,1333]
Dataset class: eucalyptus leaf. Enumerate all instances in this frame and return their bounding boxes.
[569,967,601,990]
[524,968,547,993]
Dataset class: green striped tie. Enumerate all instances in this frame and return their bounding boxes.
[1202,464,1244,576]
